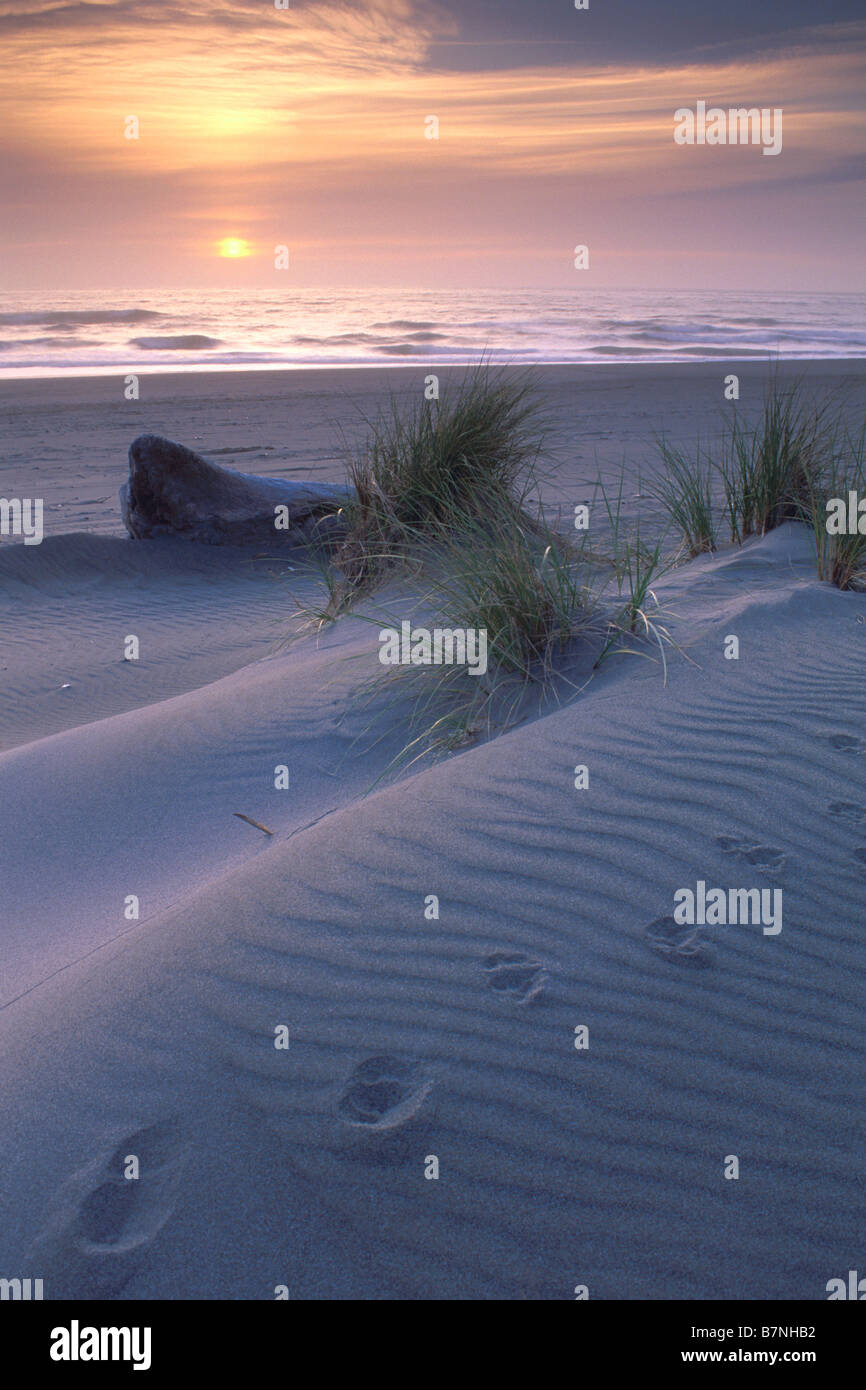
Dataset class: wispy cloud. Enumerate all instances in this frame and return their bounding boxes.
[1,2,864,289]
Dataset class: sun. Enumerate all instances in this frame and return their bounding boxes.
[217,237,251,258]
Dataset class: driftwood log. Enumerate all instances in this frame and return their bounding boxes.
[120,434,351,545]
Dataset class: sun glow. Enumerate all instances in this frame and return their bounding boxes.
[217,237,251,258]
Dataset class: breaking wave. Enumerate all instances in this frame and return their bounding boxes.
[1,289,864,375]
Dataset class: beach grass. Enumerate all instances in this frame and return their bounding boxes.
[647,378,866,594]
[598,469,671,634]
[344,498,598,769]
[806,421,866,590]
[292,366,863,770]
[332,362,548,594]
[425,506,595,678]
[718,378,830,543]
[650,437,716,556]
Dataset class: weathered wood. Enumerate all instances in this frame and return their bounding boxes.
[120,434,351,545]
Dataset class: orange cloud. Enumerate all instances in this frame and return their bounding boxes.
[1,3,863,289]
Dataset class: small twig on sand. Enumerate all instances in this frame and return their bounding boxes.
[233,812,274,837]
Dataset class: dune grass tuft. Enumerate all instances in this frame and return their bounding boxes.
[333,363,548,595]
[425,506,595,681]
[718,379,830,543]
[647,378,841,561]
[649,437,716,557]
[599,471,670,632]
[354,502,598,769]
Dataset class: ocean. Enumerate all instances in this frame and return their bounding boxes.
[0,287,864,377]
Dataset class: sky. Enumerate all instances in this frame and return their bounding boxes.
[1,0,864,292]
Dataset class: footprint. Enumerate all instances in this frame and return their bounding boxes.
[717,835,752,855]
[26,1120,188,1297]
[337,1056,432,1132]
[742,845,786,872]
[79,1182,140,1248]
[716,835,785,873]
[79,1123,185,1251]
[645,915,713,968]
[854,848,866,866]
[829,801,866,825]
[483,951,547,1003]
[829,734,866,753]
[104,1121,184,1180]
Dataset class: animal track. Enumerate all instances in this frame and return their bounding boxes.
[829,734,866,753]
[645,915,713,968]
[483,951,547,1003]
[716,835,785,873]
[829,801,866,825]
[337,1055,432,1131]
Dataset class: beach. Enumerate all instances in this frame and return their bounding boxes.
[1,359,865,1299]
[4,359,866,540]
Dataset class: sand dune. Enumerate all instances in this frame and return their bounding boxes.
[2,519,865,1299]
